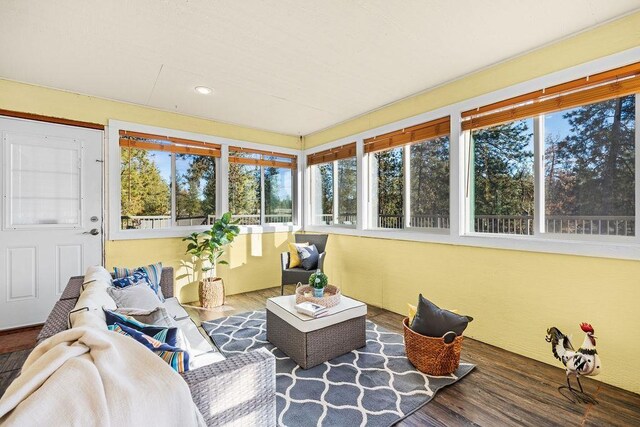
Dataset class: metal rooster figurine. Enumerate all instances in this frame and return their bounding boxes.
[545,323,601,404]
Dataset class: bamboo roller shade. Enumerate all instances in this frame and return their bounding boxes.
[307,142,356,166]
[462,61,640,131]
[229,146,297,169]
[119,130,221,157]
[363,116,450,154]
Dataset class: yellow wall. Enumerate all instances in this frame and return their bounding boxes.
[322,234,640,393]
[106,233,290,303]
[299,13,640,393]
[0,78,299,302]
[305,11,640,148]
[0,79,300,148]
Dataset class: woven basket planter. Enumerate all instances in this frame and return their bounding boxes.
[402,317,463,376]
[199,277,225,308]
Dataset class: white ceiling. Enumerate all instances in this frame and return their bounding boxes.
[1,1,639,136]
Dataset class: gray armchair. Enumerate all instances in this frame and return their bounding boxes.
[281,234,328,295]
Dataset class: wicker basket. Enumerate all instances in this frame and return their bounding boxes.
[295,283,341,308]
[402,317,463,376]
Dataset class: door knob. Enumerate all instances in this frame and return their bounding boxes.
[83,228,100,236]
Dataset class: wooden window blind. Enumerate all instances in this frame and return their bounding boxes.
[307,142,356,166]
[363,116,450,154]
[461,61,640,131]
[229,146,297,169]
[119,130,221,157]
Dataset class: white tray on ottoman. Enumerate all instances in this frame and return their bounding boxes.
[266,295,367,369]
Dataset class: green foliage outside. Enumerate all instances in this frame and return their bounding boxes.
[264,167,293,216]
[120,148,171,217]
[473,120,534,217]
[410,137,449,218]
[175,154,216,221]
[228,163,261,217]
[545,95,635,217]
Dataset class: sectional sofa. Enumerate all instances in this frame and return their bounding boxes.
[36,266,276,426]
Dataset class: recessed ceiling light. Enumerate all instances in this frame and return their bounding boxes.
[195,86,213,95]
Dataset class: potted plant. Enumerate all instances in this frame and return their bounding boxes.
[309,270,328,298]
[183,212,240,308]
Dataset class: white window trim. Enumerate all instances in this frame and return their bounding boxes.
[107,119,301,240]
[303,46,640,261]
[307,157,358,229]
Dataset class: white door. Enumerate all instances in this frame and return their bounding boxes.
[0,117,103,330]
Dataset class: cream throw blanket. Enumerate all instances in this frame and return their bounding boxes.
[0,326,205,426]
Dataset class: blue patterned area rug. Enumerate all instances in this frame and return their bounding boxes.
[202,310,474,427]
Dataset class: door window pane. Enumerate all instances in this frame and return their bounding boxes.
[544,95,635,236]
[410,136,450,229]
[337,158,357,225]
[265,167,293,223]
[472,119,534,235]
[175,154,216,227]
[228,163,261,225]
[311,163,334,225]
[121,148,171,230]
[373,147,404,229]
[8,137,81,227]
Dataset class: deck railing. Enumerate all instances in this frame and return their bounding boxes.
[377,214,450,229]
[313,214,357,225]
[232,214,294,225]
[123,213,634,236]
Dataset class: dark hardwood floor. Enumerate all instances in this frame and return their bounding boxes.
[2,287,639,426]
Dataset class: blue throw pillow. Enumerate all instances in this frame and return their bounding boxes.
[113,263,164,301]
[297,244,319,270]
[109,323,189,373]
[103,309,178,347]
[111,270,150,288]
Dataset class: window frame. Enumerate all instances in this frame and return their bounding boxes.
[309,157,358,228]
[303,48,640,260]
[367,137,451,233]
[108,120,301,240]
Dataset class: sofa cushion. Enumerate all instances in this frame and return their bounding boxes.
[113,263,164,301]
[83,266,112,286]
[190,351,226,370]
[176,318,215,357]
[163,297,190,320]
[104,309,179,347]
[71,285,117,326]
[107,284,162,311]
[109,322,189,373]
[114,307,191,355]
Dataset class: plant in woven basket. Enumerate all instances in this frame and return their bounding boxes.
[183,212,240,281]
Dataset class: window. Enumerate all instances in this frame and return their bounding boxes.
[311,163,333,225]
[308,143,357,227]
[372,147,404,228]
[337,157,357,225]
[265,166,293,223]
[410,136,450,229]
[365,117,450,230]
[470,119,534,235]
[544,96,635,236]
[119,130,220,230]
[228,147,296,225]
[175,154,216,227]
[462,60,639,238]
